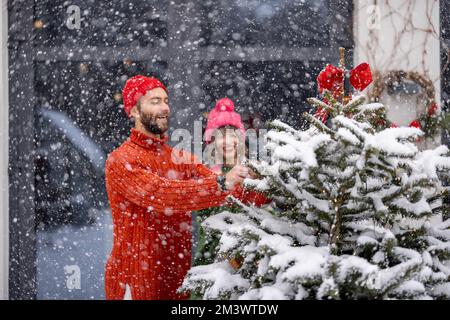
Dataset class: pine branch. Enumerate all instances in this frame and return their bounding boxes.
[307,97,337,116]
[329,205,343,250]
[267,120,301,137]
[303,112,335,136]
[343,95,366,115]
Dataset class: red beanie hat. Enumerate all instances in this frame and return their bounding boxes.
[205,98,246,143]
[122,75,168,117]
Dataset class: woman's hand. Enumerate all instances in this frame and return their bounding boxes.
[224,165,249,190]
[247,168,259,179]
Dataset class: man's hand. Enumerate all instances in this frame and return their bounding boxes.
[224,165,249,190]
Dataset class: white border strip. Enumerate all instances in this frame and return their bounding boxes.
[0,0,9,300]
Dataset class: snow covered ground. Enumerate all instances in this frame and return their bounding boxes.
[36,210,113,300]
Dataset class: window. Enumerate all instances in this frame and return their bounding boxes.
[199,0,352,130]
[34,0,168,47]
[201,60,323,128]
[200,0,331,47]
[33,59,167,298]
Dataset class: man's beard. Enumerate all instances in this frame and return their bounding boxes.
[140,110,169,135]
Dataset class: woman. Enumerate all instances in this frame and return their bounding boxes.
[192,98,270,273]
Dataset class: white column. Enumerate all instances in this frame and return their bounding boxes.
[0,0,9,300]
[353,0,441,146]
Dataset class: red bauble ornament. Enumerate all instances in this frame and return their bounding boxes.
[427,103,438,116]
[390,122,398,128]
[314,107,329,123]
[409,120,421,129]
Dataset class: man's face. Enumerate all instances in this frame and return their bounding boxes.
[133,87,170,135]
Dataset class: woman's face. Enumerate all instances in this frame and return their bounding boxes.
[214,127,240,166]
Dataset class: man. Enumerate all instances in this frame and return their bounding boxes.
[104,75,249,300]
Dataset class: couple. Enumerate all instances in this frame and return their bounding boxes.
[104,75,269,300]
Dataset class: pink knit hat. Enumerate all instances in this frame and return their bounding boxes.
[205,98,246,143]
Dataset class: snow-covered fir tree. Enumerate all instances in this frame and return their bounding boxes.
[180,87,450,300]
